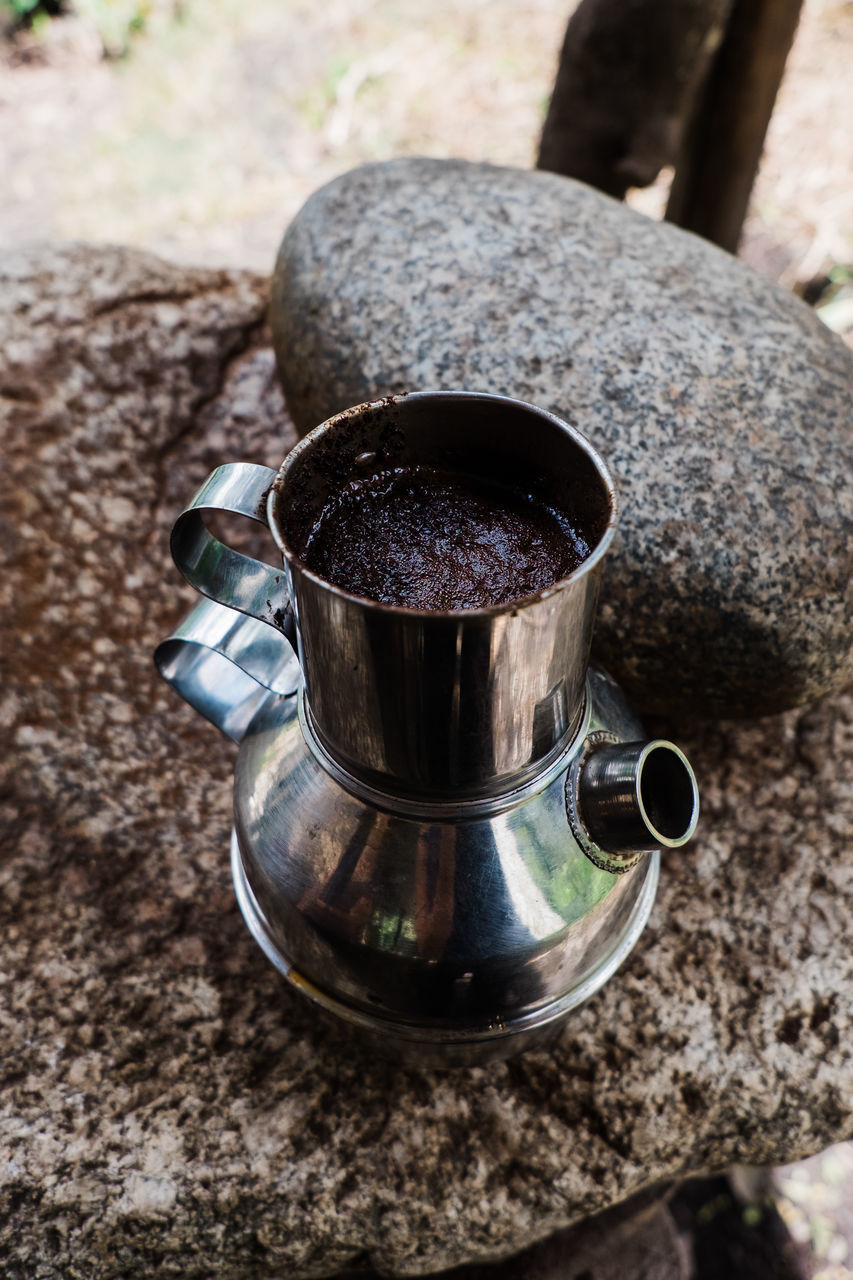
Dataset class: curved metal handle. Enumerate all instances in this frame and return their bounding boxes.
[170,462,294,643]
[155,597,300,742]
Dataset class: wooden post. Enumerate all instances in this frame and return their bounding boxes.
[537,0,734,200]
[665,0,804,252]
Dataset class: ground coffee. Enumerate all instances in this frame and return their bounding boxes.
[302,465,590,610]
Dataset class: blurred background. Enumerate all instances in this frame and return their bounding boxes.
[0,0,851,341]
[1,2,851,1276]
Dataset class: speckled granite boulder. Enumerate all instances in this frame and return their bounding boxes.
[270,157,853,720]
[2,243,852,1280]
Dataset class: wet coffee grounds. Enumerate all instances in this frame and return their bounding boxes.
[302,465,591,609]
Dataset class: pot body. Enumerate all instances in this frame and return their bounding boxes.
[271,392,615,799]
[167,392,616,800]
[231,665,659,1066]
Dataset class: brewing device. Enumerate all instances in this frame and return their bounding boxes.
[156,392,698,1065]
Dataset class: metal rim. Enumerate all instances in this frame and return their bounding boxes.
[265,390,618,621]
[635,740,700,848]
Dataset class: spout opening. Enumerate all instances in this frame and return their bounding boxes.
[572,736,700,864]
[637,742,699,848]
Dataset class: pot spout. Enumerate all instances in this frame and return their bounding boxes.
[577,739,699,857]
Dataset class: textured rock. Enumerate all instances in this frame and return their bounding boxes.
[431,1189,688,1280]
[2,243,852,1280]
[270,157,853,719]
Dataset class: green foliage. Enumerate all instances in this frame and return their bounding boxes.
[3,0,38,15]
[695,1192,732,1226]
[298,53,352,131]
[816,263,853,337]
[74,0,151,55]
[0,0,161,55]
[1,0,61,22]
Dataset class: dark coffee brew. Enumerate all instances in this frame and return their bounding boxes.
[302,465,591,610]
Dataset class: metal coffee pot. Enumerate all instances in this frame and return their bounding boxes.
[156,392,698,1065]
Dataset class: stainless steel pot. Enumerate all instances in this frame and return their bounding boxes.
[156,392,699,1065]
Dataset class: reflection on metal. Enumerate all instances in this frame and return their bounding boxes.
[227,665,666,1065]
[154,597,299,741]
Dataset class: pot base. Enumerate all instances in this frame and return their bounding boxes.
[231,828,659,1068]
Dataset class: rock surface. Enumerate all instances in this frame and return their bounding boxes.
[270,157,853,719]
[2,243,852,1280]
[430,1188,689,1280]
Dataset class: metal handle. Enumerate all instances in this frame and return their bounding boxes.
[169,462,294,643]
[155,598,300,742]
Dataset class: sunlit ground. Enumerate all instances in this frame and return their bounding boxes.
[2,0,571,269]
[1,0,851,316]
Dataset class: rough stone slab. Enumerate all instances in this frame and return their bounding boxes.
[1,244,851,1280]
[417,1188,688,1280]
[270,157,853,720]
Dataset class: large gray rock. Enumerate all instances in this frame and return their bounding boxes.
[270,157,853,720]
[2,244,852,1280]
